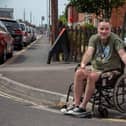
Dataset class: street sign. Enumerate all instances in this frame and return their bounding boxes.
[42,16,45,21]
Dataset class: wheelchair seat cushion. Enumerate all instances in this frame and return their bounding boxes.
[96,69,122,88]
[100,70,121,80]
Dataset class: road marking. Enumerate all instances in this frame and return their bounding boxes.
[0,65,75,71]
[31,105,60,114]
[0,91,126,122]
[0,90,60,113]
[102,118,126,123]
[0,36,42,66]
[0,90,35,105]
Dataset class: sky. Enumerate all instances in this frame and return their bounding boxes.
[0,0,69,26]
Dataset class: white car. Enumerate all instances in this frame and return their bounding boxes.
[124,37,126,44]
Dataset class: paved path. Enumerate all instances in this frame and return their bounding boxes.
[0,35,77,108]
[0,35,125,120]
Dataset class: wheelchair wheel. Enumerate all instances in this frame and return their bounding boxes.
[98,107,108,118]
[113,74,126,113]
[61,82,74,109]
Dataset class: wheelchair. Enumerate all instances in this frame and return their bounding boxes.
[62,64,126,118]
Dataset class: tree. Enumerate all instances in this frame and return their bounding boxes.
[121,12,126,40]
[59,14,67,25]
[68,0,125,20]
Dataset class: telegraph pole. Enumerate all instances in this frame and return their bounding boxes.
[23,8,26,21]
[30,11,32,23]
[51,0,58,43]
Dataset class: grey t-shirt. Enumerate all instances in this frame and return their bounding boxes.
[88,32,125,71]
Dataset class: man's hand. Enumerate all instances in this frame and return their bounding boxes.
[80,63,86,69]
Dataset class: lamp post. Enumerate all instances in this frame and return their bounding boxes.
[41,16,45,27]
[46,0,51,40]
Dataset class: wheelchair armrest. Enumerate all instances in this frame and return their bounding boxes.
[75,63,91,72]
[101,70,121,80]
[75,63,81,72]
[101,68,122,73]
[75,64,122,80]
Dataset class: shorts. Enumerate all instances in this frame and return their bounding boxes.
[85,65,102,74]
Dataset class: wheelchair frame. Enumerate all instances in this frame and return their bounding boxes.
[63,67,126,117]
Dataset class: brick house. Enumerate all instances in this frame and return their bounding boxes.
[111,3,126,28]
[67,3,126,28]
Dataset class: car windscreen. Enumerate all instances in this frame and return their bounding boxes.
[1,20,20,30]
[20,24,25,31]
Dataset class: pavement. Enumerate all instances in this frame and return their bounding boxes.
[0,35,77,109]
[0,35,126,119]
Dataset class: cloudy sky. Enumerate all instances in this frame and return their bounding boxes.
[0,0,69,26]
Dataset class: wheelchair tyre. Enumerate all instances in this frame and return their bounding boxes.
[98,107,108,118]
[113,74,126,113]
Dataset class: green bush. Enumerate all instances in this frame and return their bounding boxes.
[80,23,96,30]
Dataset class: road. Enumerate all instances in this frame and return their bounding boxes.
[0,35,126,125]
[0,95,126,126]
[0,35,75,94]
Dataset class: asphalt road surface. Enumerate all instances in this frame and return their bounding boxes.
[0,35,126,125]
[0,94,126,126]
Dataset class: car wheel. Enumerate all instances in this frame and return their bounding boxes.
[0,48,7,64]
[7,44,14,58]
[7,51,13,58]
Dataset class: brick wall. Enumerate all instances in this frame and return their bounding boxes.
[110,4,126,27]
[67,3,126,28]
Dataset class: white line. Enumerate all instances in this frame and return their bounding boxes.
[0,75,67,97]
[0,37,41,66]
[0,91,126,122]
[102,118,126,123]
[0,65,75,71]
[0,90,60,114]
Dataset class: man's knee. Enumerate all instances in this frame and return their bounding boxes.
[75,68,86,78]
[88,72,99,81]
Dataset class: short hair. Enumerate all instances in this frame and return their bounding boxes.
[98,20,112,29]
[99,18,110,22]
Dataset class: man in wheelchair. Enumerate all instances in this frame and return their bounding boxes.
[61,21,126,117]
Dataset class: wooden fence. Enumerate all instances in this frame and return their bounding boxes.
[66,26,96,62]
[64,26,122,62]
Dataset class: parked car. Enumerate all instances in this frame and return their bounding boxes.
[19,22,30,46]
[124,37,126,43]
[123,30,126,45]
[26,25,33,43]
[31,27,37,41]
[0,20,14,64]
[0,18,23,50]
